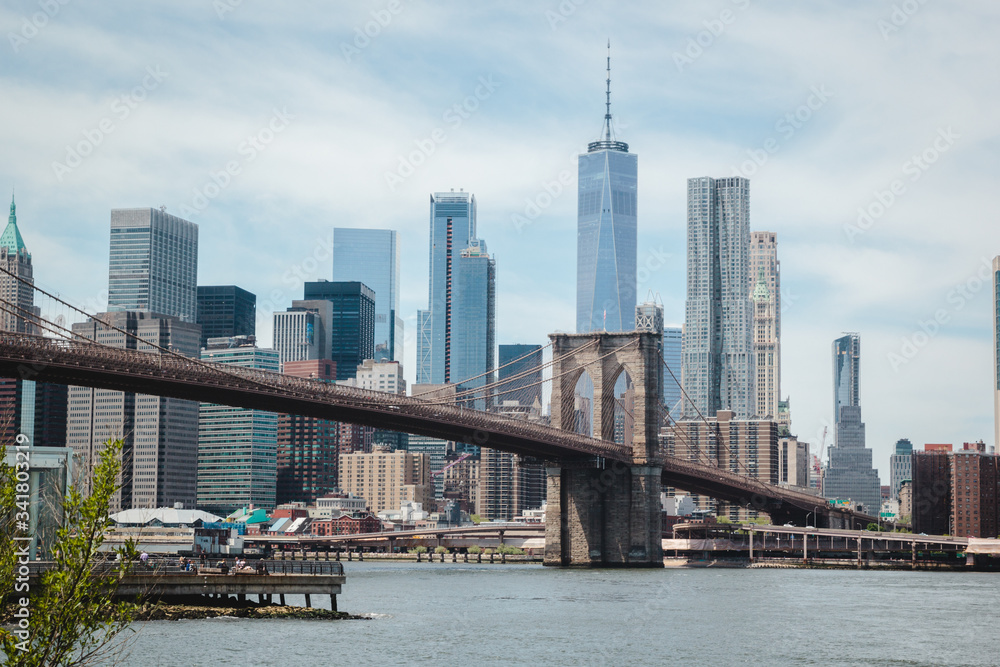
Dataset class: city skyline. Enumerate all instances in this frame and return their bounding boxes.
[3,3,998,479]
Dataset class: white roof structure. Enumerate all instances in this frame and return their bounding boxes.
[109,507,224,526]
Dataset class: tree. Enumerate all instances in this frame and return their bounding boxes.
[2,439,139,666]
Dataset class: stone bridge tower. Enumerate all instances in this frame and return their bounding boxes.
[544,331,664,567]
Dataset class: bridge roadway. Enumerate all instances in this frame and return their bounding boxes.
[0,333,876,526]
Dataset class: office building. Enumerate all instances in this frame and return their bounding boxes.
[107,207,198,323]
[890,438,913,500]
[415,192,496,405]
[272,299,332,365]
[778,435,810,489]
[67,312,201,511]
[338,447,433,515]
[576,47,637,333]
[750,231,780,419]
[332,228,402,362]
[303,281,375,381]
[276,359,341,505]
[663,410,778,520]
[663,327,682,415]
[824,333,881,514]
[196,285,256,348]
[0,197,64,448]
[497,344,543,408]
[197,338,279,516]
[994,256,1000,450]
[352,358,406,394]
[681,176,755,419]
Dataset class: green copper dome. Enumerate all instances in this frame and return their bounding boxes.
[0,195,29,257]
[752,265,769,303]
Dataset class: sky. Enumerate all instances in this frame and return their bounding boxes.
[2,0,999,482]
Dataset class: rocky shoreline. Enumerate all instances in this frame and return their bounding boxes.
[132,597,364,621]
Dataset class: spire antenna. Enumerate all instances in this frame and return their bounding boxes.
[588,41,628,153]
[605,39,612,141]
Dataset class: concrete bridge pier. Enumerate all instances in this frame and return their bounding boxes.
[544,462,663,567]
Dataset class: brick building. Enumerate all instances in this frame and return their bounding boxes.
[912,449,1000,537]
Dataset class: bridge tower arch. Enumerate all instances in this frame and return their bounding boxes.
[545,331,664,567]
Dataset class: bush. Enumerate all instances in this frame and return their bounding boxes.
[433,546,448,554]
[409,546,428,554]
[496,545,524,555]
[466,546,482,554]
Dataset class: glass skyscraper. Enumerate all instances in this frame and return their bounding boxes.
[890,437,913,500]
[417,191,495,394]
[498,344,543,407]
[302,281,375,381]
[680,176,755,419]
[576,52,637,333]
[833,333,860,423]
[108,208,198,323]
[332,228,401,362]
[196,285,256,349]
[993,256,1000,449]
[662,327,682,415]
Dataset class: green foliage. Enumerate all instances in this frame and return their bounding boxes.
[1,439,139,667]
[495,545,524,556]
[433,546,448,554]
[715,516,731,524]
[749,518,769,525]
[409,546,428,554]
[469,514,483,524]
[0,456,19,606]
[466,545,482,554]
[866,523,880,531]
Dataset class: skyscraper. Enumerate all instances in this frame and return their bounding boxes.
[332,228,402,362]
[272,299,332,365]
[196,285,256,349]
[498,344,543,407]
[67,312,201,511]
[0,195,39,334]
[681,176,755,419]
[416,191,495,402]
[662,327,682,415]
[750,231,780,420]
[108,208,198,322]
[197,337,279,515]
[993,256,1000,449]
[576,46,637,333]
[823,334,881,514]
[303,281,375,382]
[890,437,913,500]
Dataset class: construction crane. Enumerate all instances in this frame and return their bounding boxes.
[432,452,473,477]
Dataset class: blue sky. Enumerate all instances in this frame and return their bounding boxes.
[2,1,999,481]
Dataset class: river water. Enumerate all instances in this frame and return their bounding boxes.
[121,562,1000,666]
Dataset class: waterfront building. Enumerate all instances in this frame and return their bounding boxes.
[108,207,198,323]
[276,359,340,505]
[338,446,433,515]
[332,228,402,362]
[196,285,256,349]
[890,438,913,500]
[680,176,755,419]
[912,449,1000,537]
[272,300,332,365]
[197,337,279,516]
[303,281,375,381]
[498,344,543,408]
[576,48,637,334]
[67,312,201,511]
[663,410,778,521]
[749,231,780,420]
